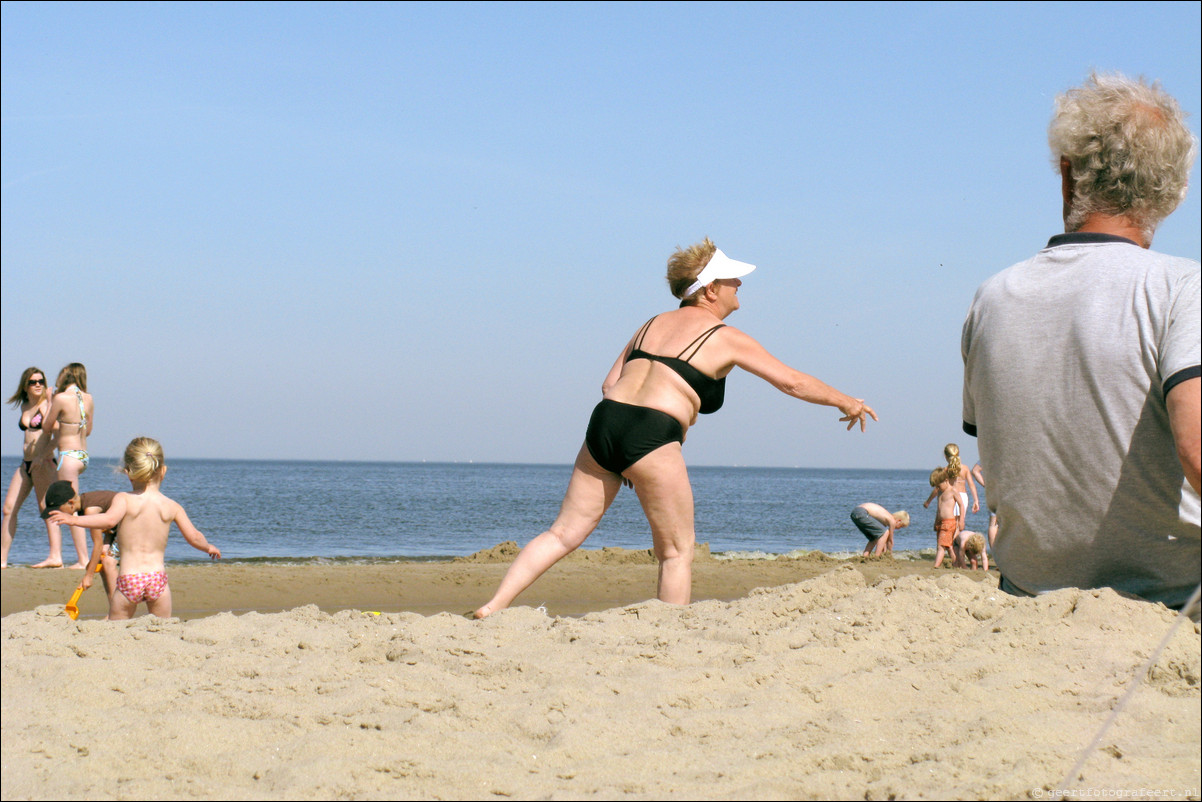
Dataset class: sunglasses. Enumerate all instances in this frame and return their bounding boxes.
[27,378,46,386]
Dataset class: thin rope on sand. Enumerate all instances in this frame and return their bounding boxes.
[1058,583,1202,791]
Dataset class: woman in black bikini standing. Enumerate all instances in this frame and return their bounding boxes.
[474,238,876,618]
[0,367,62,568]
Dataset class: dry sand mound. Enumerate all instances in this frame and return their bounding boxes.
[2,566,1198,800]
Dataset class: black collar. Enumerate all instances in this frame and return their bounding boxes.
[1047,232,1140,248]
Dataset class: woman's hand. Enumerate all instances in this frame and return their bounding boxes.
[838,399,877,431]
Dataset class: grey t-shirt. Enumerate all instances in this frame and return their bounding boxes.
[962,233,1200,608]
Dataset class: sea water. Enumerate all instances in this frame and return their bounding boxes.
[0,457,984,565]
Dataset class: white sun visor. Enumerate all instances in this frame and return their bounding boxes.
[684,248,756,296]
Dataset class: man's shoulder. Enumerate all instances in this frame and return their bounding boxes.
[975,239,1198,297]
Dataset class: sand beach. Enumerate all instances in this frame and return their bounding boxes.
[2,546,1199,800]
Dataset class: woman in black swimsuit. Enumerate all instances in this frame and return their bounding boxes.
[475,238,876,617]
[1,367,60,568]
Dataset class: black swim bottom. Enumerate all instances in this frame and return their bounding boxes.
[584,399,684,475]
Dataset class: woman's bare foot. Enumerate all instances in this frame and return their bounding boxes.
[31,558,64,569]
[65,562,86,570]
[472,604,493,619]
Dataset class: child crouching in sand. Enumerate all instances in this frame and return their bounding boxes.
[955,530,989,571]
[41,480,121,604]
[48,437,219,619]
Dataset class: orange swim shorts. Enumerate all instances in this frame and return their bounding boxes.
[934,518,958,549]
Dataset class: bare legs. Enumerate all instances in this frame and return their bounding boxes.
[474,441,696,618]
[108,584,173,621]
[1,465,31,568]
[474,446,622,618]
[51,455,89,569]
[626,444,695,605]
[2,461,63,568]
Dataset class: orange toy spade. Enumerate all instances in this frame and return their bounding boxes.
[64,563,103,620]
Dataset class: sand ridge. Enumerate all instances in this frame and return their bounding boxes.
[2,563,1198,800]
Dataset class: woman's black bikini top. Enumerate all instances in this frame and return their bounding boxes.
[625,316,726,414]
[18,408,44,431]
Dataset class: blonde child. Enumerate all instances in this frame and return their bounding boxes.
[923,444,979,531]
[48,437,219,619]
[850,503,909,557]
[929,466,964,568]
[955,530,989,571]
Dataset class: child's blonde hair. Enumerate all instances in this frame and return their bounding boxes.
[122,437,166,483]
[944,443,962,481]
[929,466,948,487]
[893,510,910,527]
[964,533,986,560]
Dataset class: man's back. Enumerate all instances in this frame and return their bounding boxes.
[962,233,1199,607]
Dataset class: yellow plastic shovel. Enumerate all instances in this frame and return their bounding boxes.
[64,563,103,620]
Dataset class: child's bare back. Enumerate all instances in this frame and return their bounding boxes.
[115,488,179,574]
[48,437,219,620]
[935,481,960,522]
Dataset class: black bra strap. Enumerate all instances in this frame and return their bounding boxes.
[631,316,657,350]
[677,325,725,362]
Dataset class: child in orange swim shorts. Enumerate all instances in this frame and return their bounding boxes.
[49,437,220,619]
[929,466,964,568]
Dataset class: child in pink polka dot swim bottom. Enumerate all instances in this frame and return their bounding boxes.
[49,437,220,619]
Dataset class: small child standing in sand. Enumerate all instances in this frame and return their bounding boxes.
[48,437,220,619]
[923,444,979,531]
[929,466,964,568]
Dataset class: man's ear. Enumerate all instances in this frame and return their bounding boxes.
[1060,156,1074,221]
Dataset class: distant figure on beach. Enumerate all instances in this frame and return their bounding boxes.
[31,363,95,569]
[970,463,998,549]
[48,437,221,620]
[930,466,963,569]
[962,72,1200,609]
[474,238,876,618]
[922,444,978,531]
[41,480,120,604]
[850,503,908,557]
[955,530,988,571]
[1,367,62,569]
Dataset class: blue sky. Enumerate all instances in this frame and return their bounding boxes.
[3,1,1199,470]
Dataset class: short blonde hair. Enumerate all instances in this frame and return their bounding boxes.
[893,510,910,527]
[122,437,165,483]
[929,467,947,487]
[666,237,717,305]
[964,533,986,560]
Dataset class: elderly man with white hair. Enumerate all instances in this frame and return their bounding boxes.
[962,72,1200,610]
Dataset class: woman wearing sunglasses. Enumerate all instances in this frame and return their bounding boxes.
[1,367,63,568]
